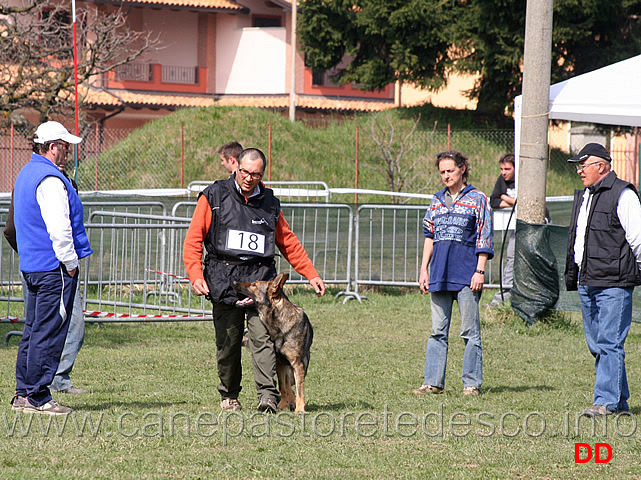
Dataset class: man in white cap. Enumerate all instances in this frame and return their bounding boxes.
[10,121,93,415]
[565,142,641,417]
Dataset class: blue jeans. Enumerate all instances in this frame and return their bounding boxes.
[578,285,632,412]
[21,273,85,391]
[423,287,482,389]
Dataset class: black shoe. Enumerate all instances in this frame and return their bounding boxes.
[257,397,277,414]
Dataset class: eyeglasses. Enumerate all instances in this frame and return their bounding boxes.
[238,167,263,181]
[55,141,70,151]
[576,161,602,172]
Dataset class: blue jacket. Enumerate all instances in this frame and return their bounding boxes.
[423,184,494,292]
[14,153,92,272]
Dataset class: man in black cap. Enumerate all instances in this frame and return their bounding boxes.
[565,143,641,417]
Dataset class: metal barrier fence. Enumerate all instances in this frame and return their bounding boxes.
[83,211,201,321]
[81,203,355,320]
[187,181,332,203]
[0,198,525,328]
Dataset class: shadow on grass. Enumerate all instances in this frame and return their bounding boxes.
[304,401,375,412]
[485,384,556,394]
[78,400,186,411]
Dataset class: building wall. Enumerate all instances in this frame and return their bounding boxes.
[216,18,287,94]
[399,74,478,109]
[202,14,216,94]
[145,9,198,67]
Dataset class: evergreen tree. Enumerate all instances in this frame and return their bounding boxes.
[299,0,641,119]
[299,0,456,92]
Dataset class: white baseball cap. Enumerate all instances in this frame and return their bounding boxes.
[34,121,82,144]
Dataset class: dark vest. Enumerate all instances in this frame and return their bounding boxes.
[565,171,641,290]
[201,176,280,304]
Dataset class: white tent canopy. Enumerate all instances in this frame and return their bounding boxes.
[546,54,641,127]
[515,54,641,130]
[514,54,641,179]
[510,55,641,222]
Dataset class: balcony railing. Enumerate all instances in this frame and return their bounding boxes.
[112,63,199,85]
[113,63,152,82]
[161,65,198,85]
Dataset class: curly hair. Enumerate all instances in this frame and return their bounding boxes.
[435,150,470,183]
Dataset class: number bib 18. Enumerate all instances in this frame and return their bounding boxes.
[226,229,266,254]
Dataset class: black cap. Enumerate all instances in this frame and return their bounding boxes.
[568,143,612,163]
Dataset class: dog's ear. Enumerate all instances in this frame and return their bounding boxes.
[269,272,288,298]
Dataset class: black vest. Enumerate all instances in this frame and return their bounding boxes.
[201,176,280,304]
[565,171,641,290]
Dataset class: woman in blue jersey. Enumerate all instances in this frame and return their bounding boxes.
[413,151,494,396]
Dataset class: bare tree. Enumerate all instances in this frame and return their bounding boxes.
[0,0,160,131]
[369,113,437,204]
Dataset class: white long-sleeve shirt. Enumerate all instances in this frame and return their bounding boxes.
[575,187,641,270]
[36,175,79,271]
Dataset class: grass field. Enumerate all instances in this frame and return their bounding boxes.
[1,287,640,479]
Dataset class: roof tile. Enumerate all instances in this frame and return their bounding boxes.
[118,0,245,10]
[84,89,395,113]
[84,88,215,108]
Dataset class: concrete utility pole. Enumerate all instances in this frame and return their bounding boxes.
[289,0,297,122]
[518,0,553,223]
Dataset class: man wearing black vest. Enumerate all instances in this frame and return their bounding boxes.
[565,143,641,417]
[183,148,325,413]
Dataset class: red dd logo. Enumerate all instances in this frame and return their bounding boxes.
[574,443,613,463]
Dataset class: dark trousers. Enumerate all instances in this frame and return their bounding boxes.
[212,302,279,403]
[16,267,78,406]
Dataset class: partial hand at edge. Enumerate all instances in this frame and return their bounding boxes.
[309,277,325,297]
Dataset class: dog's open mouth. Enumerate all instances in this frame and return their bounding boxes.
[235,297,255,307]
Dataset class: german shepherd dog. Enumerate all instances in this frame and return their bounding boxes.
[233,273,313,413]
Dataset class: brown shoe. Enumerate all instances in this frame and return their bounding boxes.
[22,399,72,415]
[10,395,28,411]
[412,384,443,395]
[463,387,480,396]
[582,404,613,417]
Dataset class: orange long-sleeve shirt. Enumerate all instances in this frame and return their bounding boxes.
[183,195,319,284]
